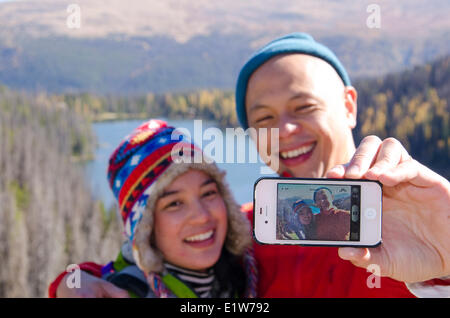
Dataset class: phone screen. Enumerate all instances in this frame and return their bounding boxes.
[277,183,361,241]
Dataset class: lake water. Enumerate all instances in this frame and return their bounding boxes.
[84,118,274,209]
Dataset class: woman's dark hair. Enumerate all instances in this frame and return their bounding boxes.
[214,248,246,297]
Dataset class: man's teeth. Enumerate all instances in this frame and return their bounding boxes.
[185,230,214,242]
[281,144,314,159]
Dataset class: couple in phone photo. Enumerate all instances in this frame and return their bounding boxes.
[278,186,351,241]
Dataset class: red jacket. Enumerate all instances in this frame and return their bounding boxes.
[242,203,414,297]
[49,203,416,298]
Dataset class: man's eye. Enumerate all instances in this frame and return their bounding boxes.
[255,115,273,123]
[295,104,316,112]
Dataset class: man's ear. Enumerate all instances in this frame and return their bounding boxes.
[344,86,357,129]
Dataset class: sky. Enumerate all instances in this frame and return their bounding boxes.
[278,183,351,201]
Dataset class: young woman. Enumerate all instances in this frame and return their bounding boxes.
[54,119,258,298]
[290,200,316,240]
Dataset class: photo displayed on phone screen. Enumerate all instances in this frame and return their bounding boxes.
[277,183,361,241]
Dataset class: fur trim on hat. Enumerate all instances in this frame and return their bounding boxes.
[133,161,252,275]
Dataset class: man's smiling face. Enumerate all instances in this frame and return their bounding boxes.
[245,53,358,178]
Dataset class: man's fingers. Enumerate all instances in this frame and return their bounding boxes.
[364,138,411,180]
[346,136,412,181]
[378,159,447,189]
[345,136,382,178]
[375,159,419,187]
[326,164,346,178]
[99,281,130,298]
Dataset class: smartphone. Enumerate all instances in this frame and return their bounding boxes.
[253,177,382,247]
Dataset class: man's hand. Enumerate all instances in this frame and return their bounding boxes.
[327,135,450,283]
[56,270,129,298]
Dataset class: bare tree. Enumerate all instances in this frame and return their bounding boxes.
[0,87,123,297]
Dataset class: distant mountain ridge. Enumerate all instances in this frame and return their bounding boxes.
[1,0,449,43]
[0,0,449,94]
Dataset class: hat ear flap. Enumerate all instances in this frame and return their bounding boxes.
[133,204,164,274]
[213,171,252,255]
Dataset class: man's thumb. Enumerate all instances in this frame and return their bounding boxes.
[338,247,371,267]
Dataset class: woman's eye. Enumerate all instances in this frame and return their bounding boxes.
[202,190,217,198]
[165,200,182,209]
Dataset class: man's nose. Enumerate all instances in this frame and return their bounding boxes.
[279,116,301,138]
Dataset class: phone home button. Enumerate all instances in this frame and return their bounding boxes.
[364,208,377,220]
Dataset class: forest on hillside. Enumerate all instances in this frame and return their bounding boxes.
[55,55,449,177]
[0,87,122,297]
[354,55,449,177]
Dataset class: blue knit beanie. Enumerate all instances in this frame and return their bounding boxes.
[235,32,351,129]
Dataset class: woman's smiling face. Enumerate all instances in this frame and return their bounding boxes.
[298,206,313,225]
[153,169,228,272]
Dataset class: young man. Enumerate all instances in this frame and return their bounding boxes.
[236,33,449,297]
[51,33,449,298]
[313,187,350,241]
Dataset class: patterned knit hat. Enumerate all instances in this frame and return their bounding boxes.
[292,199,310,213]
[292,199,320,215]
[107,119,252,275]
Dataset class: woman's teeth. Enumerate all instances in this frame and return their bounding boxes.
[280,143,315,159]
[185,230,214,242]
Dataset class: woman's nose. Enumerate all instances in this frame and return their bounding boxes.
[189,200,212,223]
